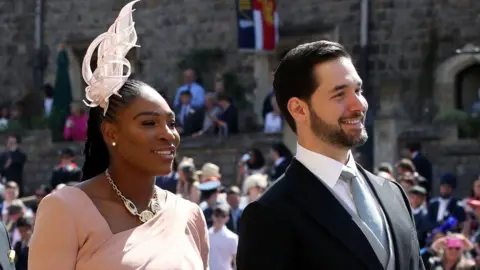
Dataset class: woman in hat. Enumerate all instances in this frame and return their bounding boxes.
[428,234,475,270]
[28,1,209,269]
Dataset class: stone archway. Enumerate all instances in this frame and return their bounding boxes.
[434,44,480,140]
[435,44,480,113]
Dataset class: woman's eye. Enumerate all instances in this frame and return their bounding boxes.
[142,121,155,126]
[168,121,176,128]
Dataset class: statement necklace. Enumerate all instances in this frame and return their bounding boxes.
[105,169,161,223]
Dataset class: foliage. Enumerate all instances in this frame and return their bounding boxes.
[433,109,480,138]
[221,72,249,109]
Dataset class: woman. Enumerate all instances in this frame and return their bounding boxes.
[28,1,209,269]
[237,148,265,192]
[463,176,480,237]
[64,102,88,141]
[176,159,201,204]
[429,234,475,270]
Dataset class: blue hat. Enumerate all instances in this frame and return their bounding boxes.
[440,173,457,189]
[198,181,221,192]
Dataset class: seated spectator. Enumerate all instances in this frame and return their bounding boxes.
[215,93,238,136]
[173,68,205,108]
[193,92,223,137]
[264,96,283,134]
[64,102,88,141]
[175,91,203,136]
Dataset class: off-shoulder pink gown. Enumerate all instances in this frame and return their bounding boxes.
[28,186,209,270]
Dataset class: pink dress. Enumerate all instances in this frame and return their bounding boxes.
[28,186,209,270]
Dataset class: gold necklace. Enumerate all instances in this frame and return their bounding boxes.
[105,169,161,223]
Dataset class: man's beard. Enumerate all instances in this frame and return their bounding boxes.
[309,105,368,148]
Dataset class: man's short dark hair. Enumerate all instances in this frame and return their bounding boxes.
[180,91,192,97]
[406,141,422,152]
[217,92,230,102]
[273,41,351,133]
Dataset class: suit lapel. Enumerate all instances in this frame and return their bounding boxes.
[357,165,413,270]
[286,159,383,270]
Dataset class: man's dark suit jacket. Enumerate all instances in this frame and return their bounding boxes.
[174,105,203,136]
[412,153,432,193]
[0,222,15,269]
[237,159,425,270]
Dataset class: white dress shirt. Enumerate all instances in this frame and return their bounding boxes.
[295,143,395,269]
[295,143,360,214]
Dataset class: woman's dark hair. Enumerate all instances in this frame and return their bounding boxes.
[247,148,265,170]
[82,79,150,180]
[271,142,293,162]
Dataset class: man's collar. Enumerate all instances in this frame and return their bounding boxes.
[296,143,355,189]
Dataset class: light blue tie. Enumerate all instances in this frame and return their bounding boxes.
[341,167,388,250]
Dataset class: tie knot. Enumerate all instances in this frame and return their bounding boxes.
[340,167,356,182]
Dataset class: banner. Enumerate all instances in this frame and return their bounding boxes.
[236,0,278,52]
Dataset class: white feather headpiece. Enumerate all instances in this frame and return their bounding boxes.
[82,0,141,114]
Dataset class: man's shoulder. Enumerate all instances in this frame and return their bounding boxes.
[256,174,291,208]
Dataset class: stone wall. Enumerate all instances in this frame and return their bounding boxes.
[0,130,282,195]
[0,0,36,104]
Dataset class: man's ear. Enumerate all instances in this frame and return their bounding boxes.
[287,97,308,124]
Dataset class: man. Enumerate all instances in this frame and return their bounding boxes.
[427,173,465,231]
[408,185,430,248]
[173,68,205,108]
[406,142,432,195]
[0,220,16,269]
[0,135,27,197]
[208,203,238,270]
[236,41,424,270]
[50,148,82,190]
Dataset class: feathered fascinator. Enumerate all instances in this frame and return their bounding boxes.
[82,0,140,114]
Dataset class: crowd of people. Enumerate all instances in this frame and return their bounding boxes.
[372,142,480,269]
[2,1,480,269]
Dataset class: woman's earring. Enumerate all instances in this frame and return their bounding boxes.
[112,142,116,146]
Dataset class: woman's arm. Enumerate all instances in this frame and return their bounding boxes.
[190,203,209,270]
[28,193,78,270]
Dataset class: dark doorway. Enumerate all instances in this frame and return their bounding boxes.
[455,64,480,138]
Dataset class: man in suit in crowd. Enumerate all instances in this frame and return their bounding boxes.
[0,220,16,269]
[406,141,432,194]
[236,41,424,270]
